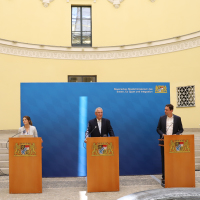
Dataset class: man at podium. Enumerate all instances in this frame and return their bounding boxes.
[85,107,115,142]
[157,104,184,185]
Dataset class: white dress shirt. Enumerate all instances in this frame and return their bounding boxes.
[166,115,174,135]
[97,119,102,134]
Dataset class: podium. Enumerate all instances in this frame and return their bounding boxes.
[9,137,42,193]
[87,137,119,192]
[161,135,195,188]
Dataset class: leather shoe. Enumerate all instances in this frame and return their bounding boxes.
[161,182,165,188]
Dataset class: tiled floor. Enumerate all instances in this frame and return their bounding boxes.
[0,175,162,200]
[0,173,200,200]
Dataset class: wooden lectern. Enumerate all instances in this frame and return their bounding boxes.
[87,137,119,192]
[9,137,42,193]
[160,135,195,188]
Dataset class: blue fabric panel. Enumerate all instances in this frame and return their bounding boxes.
[21,82,170,177]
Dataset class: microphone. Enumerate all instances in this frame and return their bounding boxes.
[103,134,107,137]
[88,126,97,138]
[10,128,25,138]
[6,129,25,149]
[84,126,97,145]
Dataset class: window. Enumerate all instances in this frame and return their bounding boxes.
[72,6,92,46]
[177,85,195,107]
[68,75,96,82]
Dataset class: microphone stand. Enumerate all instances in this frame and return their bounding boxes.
[6,129,25,150]
[83,126,97,149]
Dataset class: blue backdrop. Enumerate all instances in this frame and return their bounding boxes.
[21,82,170,177]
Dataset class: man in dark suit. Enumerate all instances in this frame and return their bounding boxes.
[157,104,183,185]
[85,107,114,142]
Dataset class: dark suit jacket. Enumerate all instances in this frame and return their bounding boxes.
[85,118,115,138]
[157,114,184,139]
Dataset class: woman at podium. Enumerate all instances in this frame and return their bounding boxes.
[18,116,38,137]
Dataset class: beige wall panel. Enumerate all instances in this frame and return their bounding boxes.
[93,0,200,46]
[0,46,199,130]
[1,0,200,46]
[0,0,71,46]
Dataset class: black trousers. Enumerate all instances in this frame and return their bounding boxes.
[161,146,165,179]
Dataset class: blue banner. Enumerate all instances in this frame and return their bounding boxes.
[21,82,170,177]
